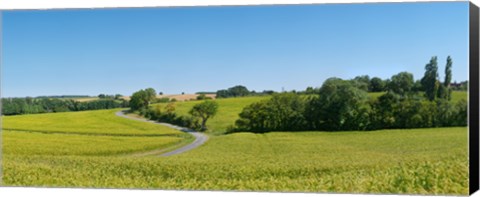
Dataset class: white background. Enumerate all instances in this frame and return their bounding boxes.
[0,0,479,197]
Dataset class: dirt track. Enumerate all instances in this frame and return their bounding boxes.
[115,110,208,156]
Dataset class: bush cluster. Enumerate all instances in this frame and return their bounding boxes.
[142,103,200,130]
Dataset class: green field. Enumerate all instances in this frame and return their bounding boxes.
[2,109,194,157]
[3,126,468,194]
[451,91,468,103]
[1,93,469,195]
[2,109,184,136]
[3,131,186,156]
[153,96,270,134]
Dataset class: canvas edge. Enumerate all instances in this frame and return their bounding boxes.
[469,1,480,195]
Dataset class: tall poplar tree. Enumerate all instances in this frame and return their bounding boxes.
[444,56,453,100]
[421,56,439,101]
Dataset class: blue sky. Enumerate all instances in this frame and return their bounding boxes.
[2,2,469,97]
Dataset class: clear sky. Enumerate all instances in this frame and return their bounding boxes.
[2,2,469,97]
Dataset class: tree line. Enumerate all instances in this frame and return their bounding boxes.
[129,88,219,131]
[215,67,467,99]
[2,97,129,115]
[216,85,276,98]
[231,56,467,133]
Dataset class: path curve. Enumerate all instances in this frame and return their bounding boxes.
[115,110,208,156]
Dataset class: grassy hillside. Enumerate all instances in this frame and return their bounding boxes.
[153,96,270,134]
[152,91,467,134]
[451,91,468,103]
[3,127,468,195]
[2,109,193,157]
[3,131,186,156]
[2,109,184,136]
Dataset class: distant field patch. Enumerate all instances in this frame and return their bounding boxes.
[122,94,217,102]
[72,97,100,102]
[2,109,185,136]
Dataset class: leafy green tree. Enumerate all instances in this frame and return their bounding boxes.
[393,99,424,128]
[235,101,270,132]
[307,78,370,131]
[435,99,456,127]
[130,91,147,111]
[417,100,437,128]
[454,99,468,126]
[114,94,123,100]
[216,85,250,98]
[228,85,250,97]
[444,56,452,87]
[412,80,423,92]
[443,56,453,100]
[421,56,440,101]
[189,100,219,131]
[387,72,414,97]
[130,88,157,111]
[351,75,370,91]
[145,88,157,101]
[370,92,400,129]
[369,77,386,92]
[305,86,315,94]
[216,89,230,98]
[437,85,448,100]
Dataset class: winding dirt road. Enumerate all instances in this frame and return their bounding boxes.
[115,110,208,157]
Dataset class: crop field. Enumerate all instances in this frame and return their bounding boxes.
[2,109,193,156]
[3,126,468,195]
[3,131,186,156]
[1,93,469,195]
[2,109,185,136]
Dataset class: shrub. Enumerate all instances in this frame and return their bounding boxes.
[235,93,307,133]
[196,94,212,100]
[155,98,170,103]
[189,100,219,131]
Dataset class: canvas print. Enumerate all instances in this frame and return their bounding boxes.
[0,2,473,195]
